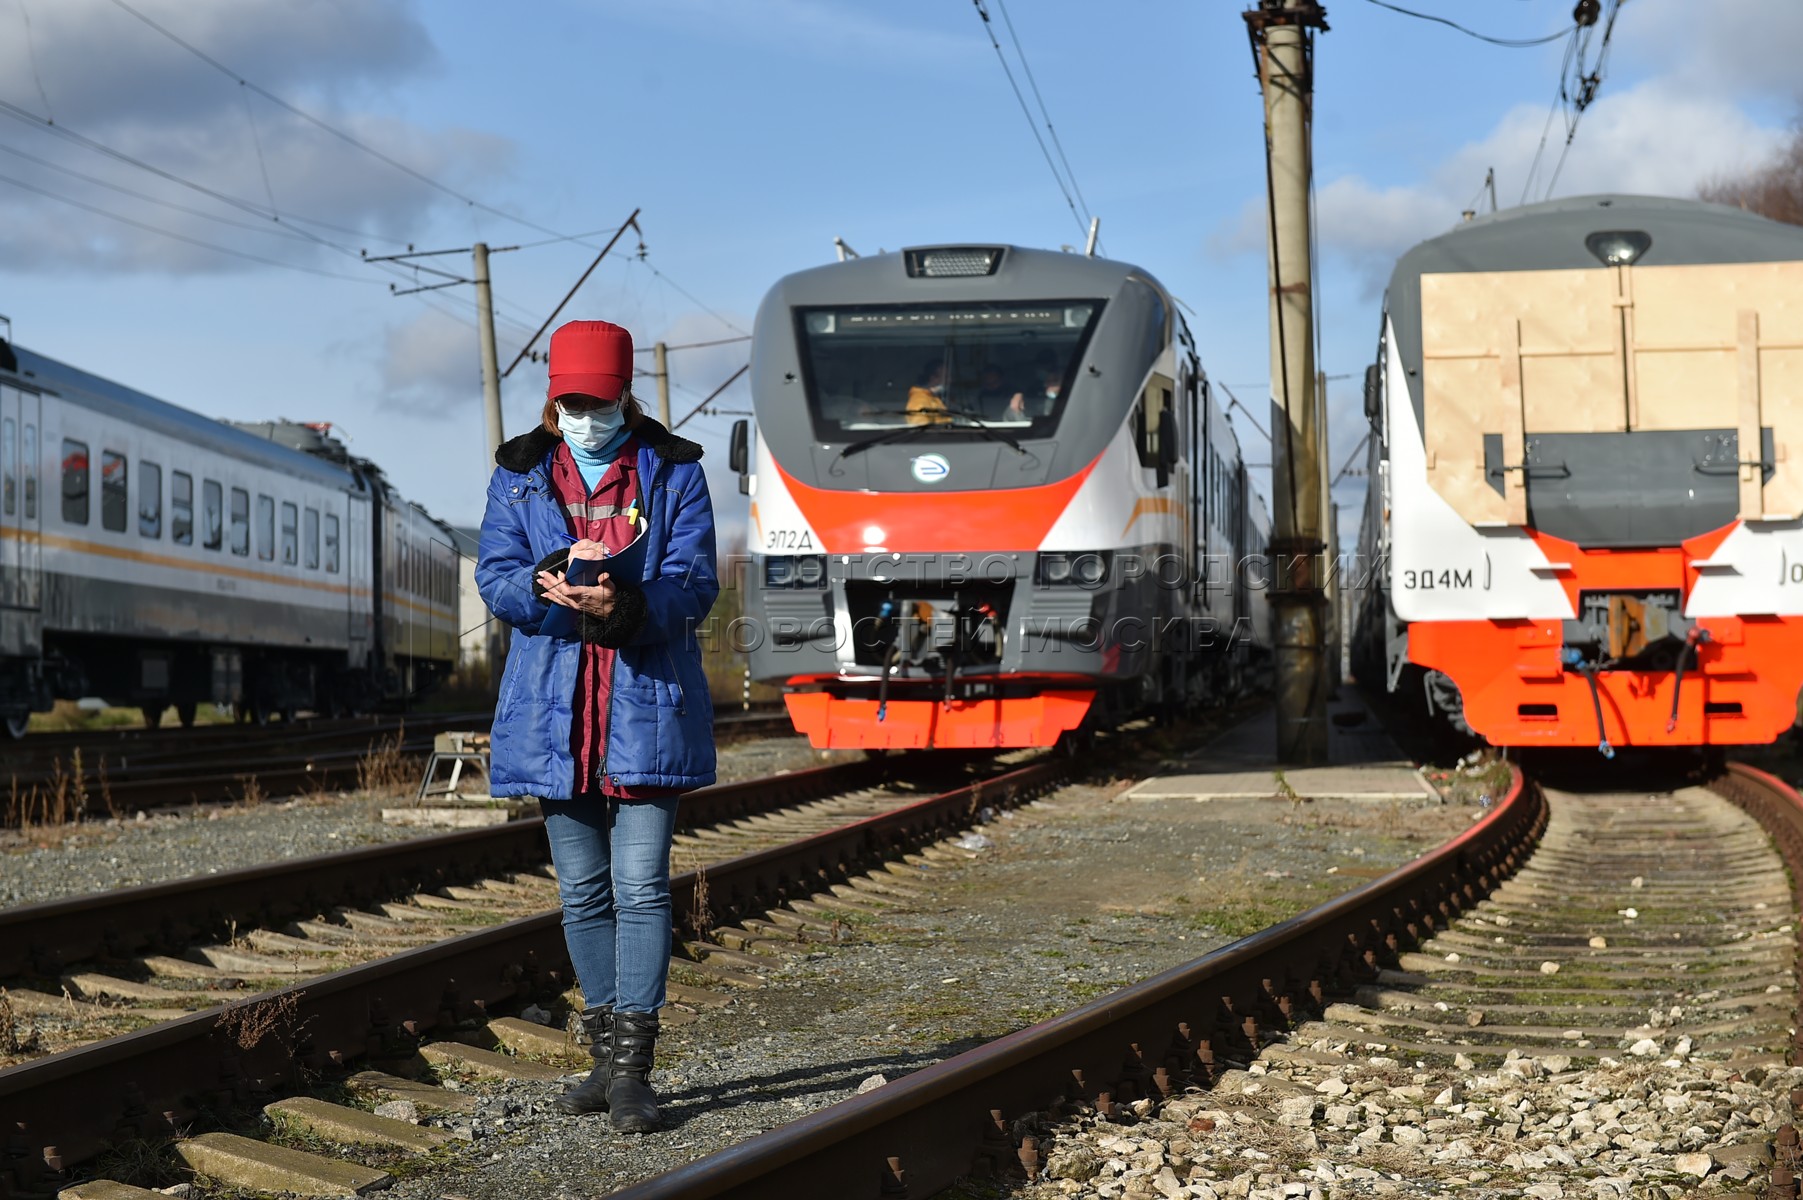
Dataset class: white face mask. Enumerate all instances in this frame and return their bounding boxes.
[558,404,624,451]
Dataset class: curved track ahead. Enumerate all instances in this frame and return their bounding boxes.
[605,764,1803,1200]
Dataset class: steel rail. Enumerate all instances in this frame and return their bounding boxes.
[603,765,1548,1200]
[0,754,1052,1180]
[3,711,794,824]
[0,756,896,977]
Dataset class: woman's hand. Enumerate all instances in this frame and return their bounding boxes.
[535,567,617,617]
[568,538,607,560]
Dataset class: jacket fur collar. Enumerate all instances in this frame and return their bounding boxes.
[493,417,703,473]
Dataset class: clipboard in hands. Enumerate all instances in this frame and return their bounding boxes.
[540,526,650,639]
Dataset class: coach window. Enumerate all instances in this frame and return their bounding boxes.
[229,487,249,556]
[140,461,162,539]
[281,502,298,565]
[1134,376,1175,471]
[203,480,223,550]
[22,424,35,519]
[100,451,127,532]
[61,439,89,525]
[324,513,341,574]
[2,417,13,516]
[255,494,274,561]
[303,507,319,569]
[171,471,193,546]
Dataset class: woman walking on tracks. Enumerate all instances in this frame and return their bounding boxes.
[477,319,719,1132]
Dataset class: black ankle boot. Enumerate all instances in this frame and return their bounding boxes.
[606,1011,660,1133]
[553,1005,613,1115]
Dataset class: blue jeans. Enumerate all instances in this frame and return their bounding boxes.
[540,796,680,1014]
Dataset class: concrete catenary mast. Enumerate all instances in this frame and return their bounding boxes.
[1246,0,1330,763]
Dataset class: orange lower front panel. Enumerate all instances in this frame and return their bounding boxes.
[1409,617,1803,748]
[783,690,1095,750]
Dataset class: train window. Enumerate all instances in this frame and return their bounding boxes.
[171,472,193,546]
[256,494,274,561]
[22,424,34,520]
[793,299,1106,441]
[280,502,297,565]
[2,417,13,517]
[229,487,249,556]
[203,480,223,550]
[324,513,340,574]
[140,461,162,539]
[100,451,127,532]
[61,439,89,525]
[1133,378,1175,470]
[303,508,319,569]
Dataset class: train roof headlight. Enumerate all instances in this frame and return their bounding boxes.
[805,312,836,335]
[904,247,1004,278]
[1585,230,1651,267]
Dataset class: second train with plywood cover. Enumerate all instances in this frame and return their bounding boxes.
[1352,194,1803,750]
[732,244,1271,750]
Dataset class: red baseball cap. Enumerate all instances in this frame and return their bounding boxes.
[548,320,633,401]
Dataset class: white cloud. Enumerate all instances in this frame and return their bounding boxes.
[1218,79,1791,294]
[0,0,515,275]
[1615,0,1803,105]
[379,308,480,412]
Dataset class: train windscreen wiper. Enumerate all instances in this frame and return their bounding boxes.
[837,411,1028,459]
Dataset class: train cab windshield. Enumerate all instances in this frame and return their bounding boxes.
[794,300,1104,443]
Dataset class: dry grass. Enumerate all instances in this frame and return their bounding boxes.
[688,862,713,941]
[217,989,308,1054]
[0,991,40,1055]
[356,725,415,796]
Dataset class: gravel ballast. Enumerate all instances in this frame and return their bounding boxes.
[358,765,1482,1199]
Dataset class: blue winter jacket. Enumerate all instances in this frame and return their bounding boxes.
[476,419,719,798]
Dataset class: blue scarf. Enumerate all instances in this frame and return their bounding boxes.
[564,426,632,491]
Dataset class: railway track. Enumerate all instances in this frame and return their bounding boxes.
[0,748,1067,1196]
[594,763,1803,1200]
[2,708,793,823]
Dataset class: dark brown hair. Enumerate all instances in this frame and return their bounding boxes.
[540,389,645,436]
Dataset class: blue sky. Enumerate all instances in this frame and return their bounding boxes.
[3,0,1797,547]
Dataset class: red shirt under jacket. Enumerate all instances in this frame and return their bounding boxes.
[548,439,675,801]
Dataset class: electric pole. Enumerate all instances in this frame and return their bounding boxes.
[1246,0,1330,764]
[654,341,672,427]
[473,242,503,460]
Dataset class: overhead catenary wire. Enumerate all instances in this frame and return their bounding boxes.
[102,0,585,245]
[0,137,319,244]
[1361,0,1572,47]
[970,0,1089,239]
[992,0,1094,227]
[0,169,386,282]
[1542,0,1624,199]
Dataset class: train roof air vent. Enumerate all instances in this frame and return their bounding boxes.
[904,246,1005,278]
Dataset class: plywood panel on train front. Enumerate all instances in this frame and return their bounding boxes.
[1420,267,1622,524]
[1420,355,1508,526]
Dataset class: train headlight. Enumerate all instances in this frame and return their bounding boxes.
[1585,230,1651,267]
[1036,551,1111,589]
[764,555,828,589]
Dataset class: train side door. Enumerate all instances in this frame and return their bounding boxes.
[0,384,44,658]
[345,490,371,670]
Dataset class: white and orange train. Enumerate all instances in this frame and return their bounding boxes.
[1353,195,1803,752]
[732,245,1272,750]
[0,340,459,736]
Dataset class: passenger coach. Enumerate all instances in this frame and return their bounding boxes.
[0,340,458,736]
[733,244,1271,750]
